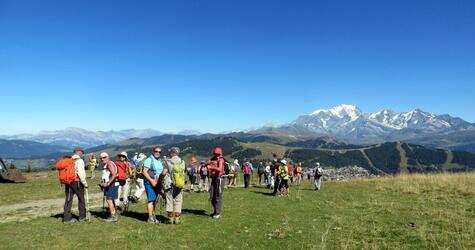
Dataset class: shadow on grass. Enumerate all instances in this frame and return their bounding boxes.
[50,213,79,220]
[251,190,275,196]
[90,210,109,219]
[182,209,208,216]
[88,209,168,223]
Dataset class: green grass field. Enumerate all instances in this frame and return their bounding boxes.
[0,173,474,249]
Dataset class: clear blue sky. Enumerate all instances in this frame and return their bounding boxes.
[1,0,474,135]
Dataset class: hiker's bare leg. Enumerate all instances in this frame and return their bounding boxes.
[147,202,155,217]
[107,200,116,215]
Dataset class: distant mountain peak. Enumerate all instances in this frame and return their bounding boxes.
[311,104,361,117]
[262,104,474,142]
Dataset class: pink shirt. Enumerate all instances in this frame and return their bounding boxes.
[210,157,225,177]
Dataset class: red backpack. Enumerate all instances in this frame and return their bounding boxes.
[244,165,251,175]
[56,157,77,185]
[115,161,127,181]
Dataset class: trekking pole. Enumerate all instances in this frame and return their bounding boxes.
[297,180,301,201]
[161,197,165,216]
[101,183,106,216]
[158,196,162,217]
[85,188,91,223]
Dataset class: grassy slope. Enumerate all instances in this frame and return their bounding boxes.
[396,142,408,174]
[0,171,103,205]
[0,173,474,249]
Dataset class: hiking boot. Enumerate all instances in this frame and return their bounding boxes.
[148,216,158,224]
[105,214,118,223]
[213,214,221,219]
[167,217,174,224]
[174,217,181,225]
[63,219,76,224]
[78,218,88,223]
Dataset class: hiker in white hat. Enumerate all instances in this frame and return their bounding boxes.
[278,159,290,196]
[130,153,148,203]
[115,151,134,211]
[314,162,324,191]
[100,152,119,222]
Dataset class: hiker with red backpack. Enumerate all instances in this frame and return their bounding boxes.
[243,161,252,188]
[162,147,186,224]
[115,152,134,211]
[143,147,165,224]
[58,147,88,224]
[208,147,226,219]
[99,152,120,222]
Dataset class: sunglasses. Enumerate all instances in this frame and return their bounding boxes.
[101,157,108,159]
[154,151,162,153]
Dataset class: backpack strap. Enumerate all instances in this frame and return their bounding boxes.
[109,161,118,181]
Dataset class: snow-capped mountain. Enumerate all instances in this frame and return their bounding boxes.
[0,127,164,149]
[256,104,475,143]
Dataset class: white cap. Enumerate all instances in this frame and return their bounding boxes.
[316,162,320,166]
[280,159,287,165]
[138,153,147,161]
[100,152,109,158]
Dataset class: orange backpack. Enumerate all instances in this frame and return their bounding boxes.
[56,157,77,185]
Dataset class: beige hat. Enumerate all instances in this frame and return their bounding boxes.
[118,151,129,160]
[280,159,288,165]
[100,152,109,158]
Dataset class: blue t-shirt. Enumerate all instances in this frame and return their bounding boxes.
[143,155,164,181]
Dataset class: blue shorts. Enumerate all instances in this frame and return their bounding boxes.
[105,183,119,200]
[145,180,159,203]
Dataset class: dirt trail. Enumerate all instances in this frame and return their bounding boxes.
[0,185,252,223]
[0,192,104,223]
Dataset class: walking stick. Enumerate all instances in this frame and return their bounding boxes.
[85,188,91,222]
[209,181,213,216]
[102,184,106,216]
[157,196,163,216]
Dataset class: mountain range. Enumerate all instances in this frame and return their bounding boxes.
[0,128,207,149]
[1,104,475,159]
[0,139,68,159]
[253,104,475,151]
[50,135,475,174]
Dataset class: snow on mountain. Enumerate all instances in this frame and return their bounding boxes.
[269,104,474,141]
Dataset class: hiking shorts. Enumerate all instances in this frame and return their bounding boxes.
[165,187,183,213]
[145,180,159,202]
[105,183,119,200]
[189,175,197,185]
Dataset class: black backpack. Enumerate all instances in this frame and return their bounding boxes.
[223,159,231,175]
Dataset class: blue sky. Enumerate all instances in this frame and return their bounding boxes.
[1,0,474,135]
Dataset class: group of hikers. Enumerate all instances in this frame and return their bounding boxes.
[57,146,324,224]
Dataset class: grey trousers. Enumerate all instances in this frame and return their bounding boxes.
[315,177,322,190]
[63,181,86,221]
[165,187,183,213]
[210,177,225,215]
